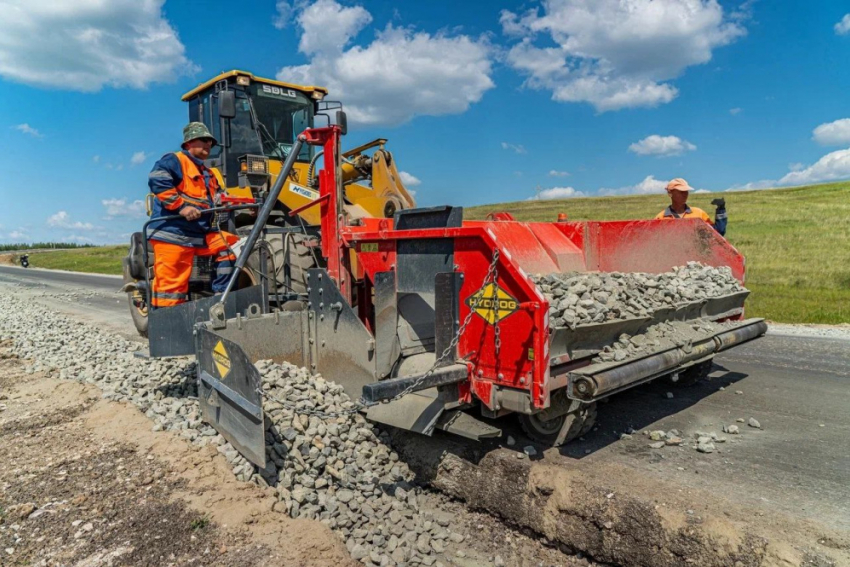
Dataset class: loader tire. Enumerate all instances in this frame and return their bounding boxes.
[248,232,322,296]
[668,359,713,387]
[127,289,148,338]
[518,401,597,447]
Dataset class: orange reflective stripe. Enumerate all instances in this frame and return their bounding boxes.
[182,194,210,208]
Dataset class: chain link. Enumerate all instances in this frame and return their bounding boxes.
[384,248,500,405]
[250,249,502,421]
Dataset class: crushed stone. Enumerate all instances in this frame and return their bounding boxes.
[533,262,746,329]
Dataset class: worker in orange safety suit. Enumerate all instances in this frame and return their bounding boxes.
[146,122,238,308]
[655,178,727,236]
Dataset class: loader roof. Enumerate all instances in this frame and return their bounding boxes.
[181,69,329,101]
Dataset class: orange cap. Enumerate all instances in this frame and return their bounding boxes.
[666,178,693,192]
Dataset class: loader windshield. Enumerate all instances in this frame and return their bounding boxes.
[250,84,313,162]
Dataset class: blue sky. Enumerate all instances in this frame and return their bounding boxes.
[1,0,849,244]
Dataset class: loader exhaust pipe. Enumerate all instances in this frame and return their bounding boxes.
[211,136,305,322]
[568,319,767,402]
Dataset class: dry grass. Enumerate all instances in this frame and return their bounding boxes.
[467,182,850,324]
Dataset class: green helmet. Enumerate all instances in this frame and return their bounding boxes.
[181,122,218,147]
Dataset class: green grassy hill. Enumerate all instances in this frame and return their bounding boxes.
[467,182,850,324]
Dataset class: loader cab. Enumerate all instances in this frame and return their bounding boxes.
[181,70,328,192]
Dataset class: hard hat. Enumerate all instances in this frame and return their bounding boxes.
[666,178,693,192]
[182,122,218,148]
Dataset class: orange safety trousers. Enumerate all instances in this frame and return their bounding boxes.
[150,231,238,308]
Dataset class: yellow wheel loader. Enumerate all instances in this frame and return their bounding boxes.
[122,70,416,342]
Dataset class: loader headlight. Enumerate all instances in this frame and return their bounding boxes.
[311,91,325,101]
[236,75,251,86]
[241,155,269,174]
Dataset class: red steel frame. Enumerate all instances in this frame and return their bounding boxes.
[300,126,550,410]
[301,127,746,412]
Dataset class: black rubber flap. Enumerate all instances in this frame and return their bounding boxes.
[196,328,266,468]
[148,285,265,358]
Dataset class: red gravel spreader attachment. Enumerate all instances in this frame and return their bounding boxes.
[196,126,765,465]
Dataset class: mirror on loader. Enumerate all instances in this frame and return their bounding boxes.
[218,90,236,119]
[336,110,348,136]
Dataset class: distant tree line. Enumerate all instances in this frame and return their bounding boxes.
[0,242,96,252]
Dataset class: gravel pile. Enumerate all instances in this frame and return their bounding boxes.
[593,318,727,363]
[0,293,464,566]
[534,262,745,329]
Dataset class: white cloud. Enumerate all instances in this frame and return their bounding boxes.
[294,0,372,56]
[0,229,30,242]
[835,14,850,35]
[398,171,421,187]
[628,135,696,157]
[130,151,149,165]
[0,0,197,91]
[47,211,94,231]
[501,0,745,112]
[14,123,42,137]
[63,234,97,244]
[812,118,850,146]
[102,198,147,219]
[725,179,774,191]
[729,147,850,190]
[531,186,586,200]
[729,107,743,115]
[276,0,494,126]
[778,148,850,186]
[501,142,527,154]
[92,155,101,163]
[273,1,293,29]
[598,175,668,196]
[549,170,569,177]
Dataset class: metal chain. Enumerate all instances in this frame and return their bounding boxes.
[383,248,500,405]
[250,249,502,421]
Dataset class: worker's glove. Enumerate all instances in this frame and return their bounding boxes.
[710,197,726,209]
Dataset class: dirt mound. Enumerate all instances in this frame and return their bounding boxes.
[0,253,18,265]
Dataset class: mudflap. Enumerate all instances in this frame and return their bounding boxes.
[196,328,266,468]
[148,286,266,358]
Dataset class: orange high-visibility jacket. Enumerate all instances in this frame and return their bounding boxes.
[147,150,222,247]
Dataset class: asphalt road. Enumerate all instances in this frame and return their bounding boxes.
[0,265,136,339]
[547,332,850,534]
[3,266,849,543]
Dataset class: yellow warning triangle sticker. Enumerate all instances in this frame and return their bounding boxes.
[212,340,231,379]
